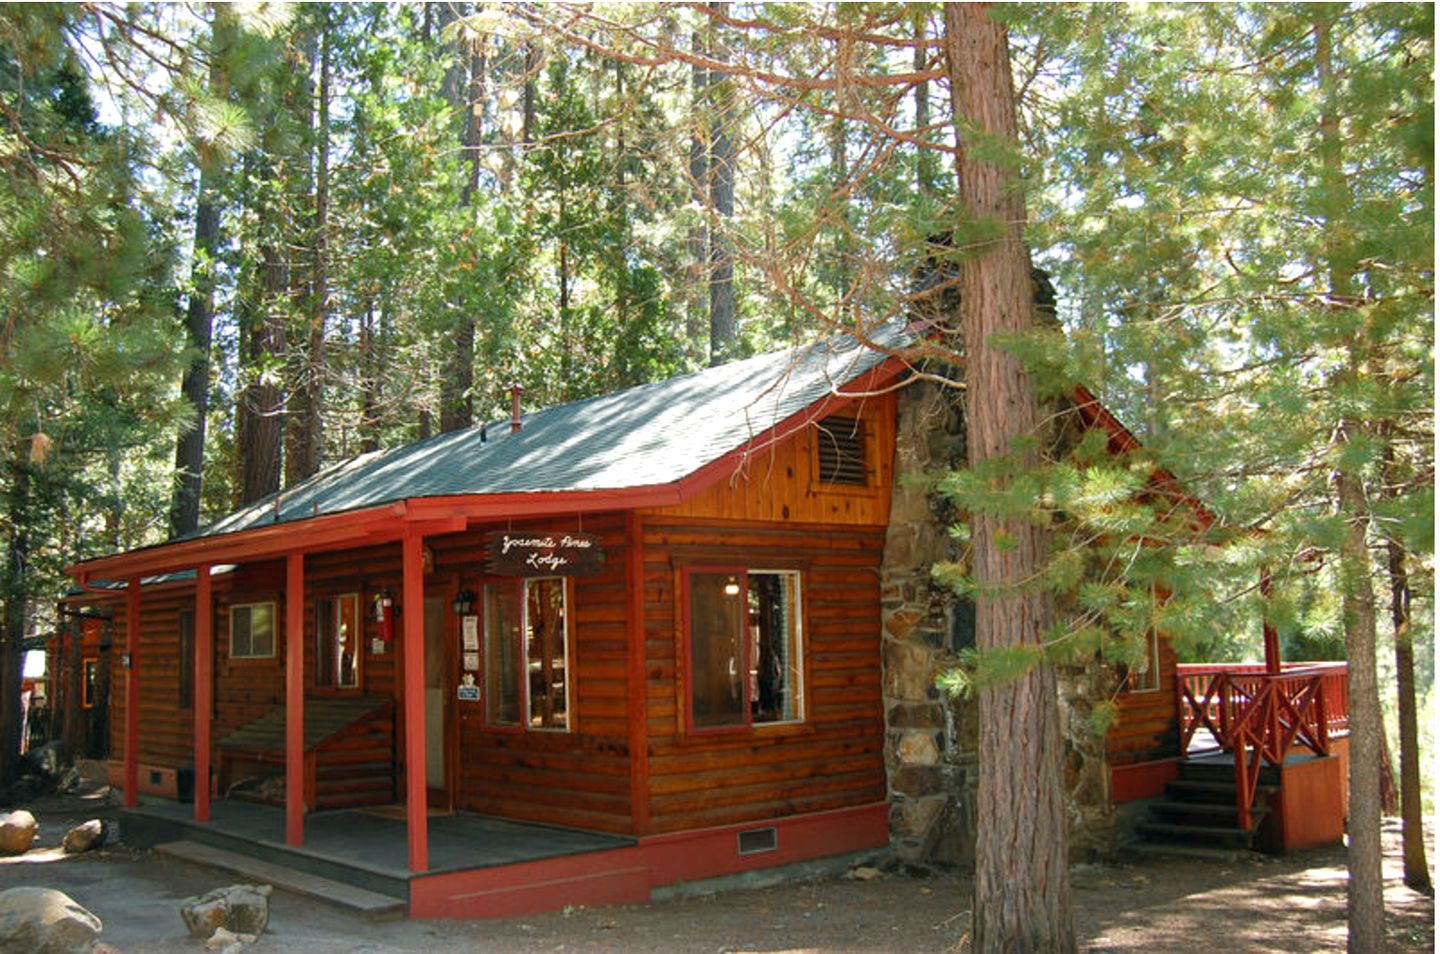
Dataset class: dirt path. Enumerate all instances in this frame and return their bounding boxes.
[0,792,1430,953]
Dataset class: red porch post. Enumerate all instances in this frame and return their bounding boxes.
[122,577,141,809]
[285,553,305,845]
[401,530,428,872]
[193,565,213,823]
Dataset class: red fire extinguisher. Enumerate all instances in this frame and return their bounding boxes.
[373,591,395,642]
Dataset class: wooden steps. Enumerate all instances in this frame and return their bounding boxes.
[1131,757,1277,856]
[158,840,406,919]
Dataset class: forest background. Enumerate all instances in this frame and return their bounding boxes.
[0,0,1432,939]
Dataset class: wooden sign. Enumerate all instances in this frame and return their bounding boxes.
[484,531,604,577]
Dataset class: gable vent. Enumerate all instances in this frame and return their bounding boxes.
[816,416,867,486]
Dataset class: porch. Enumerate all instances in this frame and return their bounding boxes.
[122,796,639,917]
[1132,661,1351,855]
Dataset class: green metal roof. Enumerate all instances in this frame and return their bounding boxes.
[197,322,910,540]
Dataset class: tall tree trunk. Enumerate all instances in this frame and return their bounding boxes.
[1386,532,1431,894]
[438,1,476,433]
[359,296,381,454]
[686,27,710,363]
[285,18,324,485]
[0,449,32,785]
[913,8,934,198]
[1315,14,1385,951]
[707,1,736,365]
[168,6,231,538]
[238,165,287,506]
[943,6,1075,951]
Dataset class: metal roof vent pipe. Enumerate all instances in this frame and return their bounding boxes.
[510,382,524,434]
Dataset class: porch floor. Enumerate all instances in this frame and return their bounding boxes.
[122,797,634,891]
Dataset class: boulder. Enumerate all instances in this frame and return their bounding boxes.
[0,886,103,954]
[180,884,271,940]
[62,819,106,854]
[0,809,38,855]
[23,740,67,780]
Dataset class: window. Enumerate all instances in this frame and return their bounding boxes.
[81,658,99,709]
[178,610,194,709]
[1119,630,1161,693]
[230,602,276,659]
[815,416,867,486]
[483,578,569,731]
[316,594,361,689]
[685,569,803,732]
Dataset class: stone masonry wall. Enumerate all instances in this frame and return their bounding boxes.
[879,376,1115,866]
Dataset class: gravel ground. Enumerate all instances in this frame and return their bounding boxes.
[0,788,1431,953]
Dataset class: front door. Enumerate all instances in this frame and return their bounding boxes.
[423,595,450,806]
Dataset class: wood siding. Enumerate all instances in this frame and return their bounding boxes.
[641,517,888,834]
[434,514,634,834]
[646,392,896,526]
[1107,637,1181,766]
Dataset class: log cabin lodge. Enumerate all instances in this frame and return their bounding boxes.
[56,322,1350,918]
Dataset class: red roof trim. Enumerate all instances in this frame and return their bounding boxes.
[1072,384,1216,530]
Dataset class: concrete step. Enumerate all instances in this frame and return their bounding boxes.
[1148,800,1268,827]
[157,840,406,919]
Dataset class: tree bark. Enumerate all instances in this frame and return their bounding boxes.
[943,6,1075,952]
[0,449,32,785]
[1386,535,1431,894]
[707,1,736,365]
[1315,14,1386,951]
[439,1,476,433]
[286,11,329,485]
[168,6,231,538]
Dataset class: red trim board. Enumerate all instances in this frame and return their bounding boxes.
[408,802,889,919]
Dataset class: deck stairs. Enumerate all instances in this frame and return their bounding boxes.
[1133,755,1277,858]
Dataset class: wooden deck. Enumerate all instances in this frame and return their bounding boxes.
[122,797,635,904]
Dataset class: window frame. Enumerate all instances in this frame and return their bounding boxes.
[229,600,278,660]
[681,565,806,737]
[480,576,573,734]
[314,592,363,691]
[81,657,99,709]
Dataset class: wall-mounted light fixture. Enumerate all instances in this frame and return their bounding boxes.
[452,589,477,617]
[723,577,741,597]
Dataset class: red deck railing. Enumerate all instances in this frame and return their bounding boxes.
[1177,662,1349,829]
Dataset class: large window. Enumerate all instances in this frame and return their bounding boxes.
[316,593,361,689]
[483,578,569,731]
[685,569,803,732]
[229,602,276,659]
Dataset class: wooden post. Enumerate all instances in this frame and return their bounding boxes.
[1260,569,1281,675]
[285,553,305,845]
[401,531,428,872]
[194,565,213,823]
[625,511,651,835]
[123,578,141,809]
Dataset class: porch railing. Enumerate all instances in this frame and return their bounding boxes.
[1177,662,1349,830]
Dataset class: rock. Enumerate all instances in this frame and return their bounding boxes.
[0,809,38,854]
[180,884,272,940]
[0,886,103,954]
[205,926,256,949]
[849,865,884,882]
[23,740,66,780]
[62,819,106,854]
[56,767,82,794]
